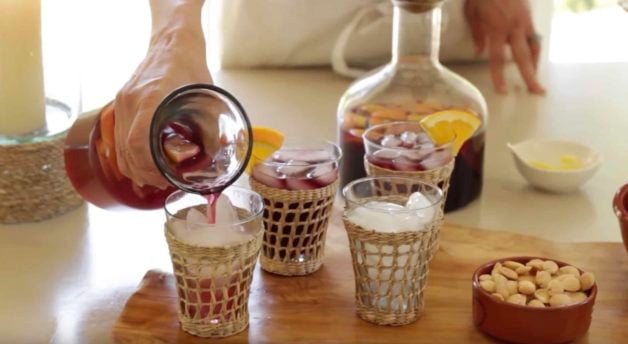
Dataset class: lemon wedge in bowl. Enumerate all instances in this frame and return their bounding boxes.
[419,109,482,154]
[246,126,284,173]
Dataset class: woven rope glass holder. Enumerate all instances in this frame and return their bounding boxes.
[343,196,444,326]
[364,157,454,209]
[0,134,83,224]
[364,158,453,259]
[249,178,338,276]
[165,218,263,338]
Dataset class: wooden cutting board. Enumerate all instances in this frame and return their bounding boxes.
[112,205,628,343]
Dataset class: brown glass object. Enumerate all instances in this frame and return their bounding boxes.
[472,257,597,344]
[613,183,628,251]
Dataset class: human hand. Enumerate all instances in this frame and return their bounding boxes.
[114,2,211,188]
[464,0,545,94]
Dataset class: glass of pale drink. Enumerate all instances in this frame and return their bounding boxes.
[342,176,444,326]
[164,186,263,338]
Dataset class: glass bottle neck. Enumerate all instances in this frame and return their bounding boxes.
[391,5,441,66]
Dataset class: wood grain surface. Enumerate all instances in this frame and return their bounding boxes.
[112,204,628,343]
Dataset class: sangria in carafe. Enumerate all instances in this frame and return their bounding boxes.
[337,0,487,212]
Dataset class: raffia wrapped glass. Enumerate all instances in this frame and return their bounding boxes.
[250,178,338,276]
[165,215,263,338]
[0,134,83,224]
[343,210,443,325]
[364,157,454,210]
[364,158,452,259]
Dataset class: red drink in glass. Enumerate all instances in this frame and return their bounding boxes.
[364,121,453,172]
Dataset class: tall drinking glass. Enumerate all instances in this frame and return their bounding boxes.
[249,139,341,276]
[342,176,443,326]
[164,186,263,338]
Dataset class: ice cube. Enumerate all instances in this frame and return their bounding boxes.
[170,196,251,247]
[213,195,238,226]
[381,135,402,148]
[277,164,312,178]
[252,164,286,189]
[400,131,418,145]
[298,149,334,163]
[271,149,302,163]
[419,149,453,170]
[373,148,401,160]
[186,208,207,227]
[405,192,433,210]
[416,132,433,143]
[367,201,405,212]
[310,164,338,187]
[401,146,436,162]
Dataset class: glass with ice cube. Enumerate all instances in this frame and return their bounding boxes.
[342,176,444,326]
[164,186,263,338]
[249,139,341,276]
[363,122,454,208]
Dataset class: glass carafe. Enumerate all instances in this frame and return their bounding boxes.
[337,0,487,212]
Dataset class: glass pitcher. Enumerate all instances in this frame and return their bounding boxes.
[337,0,487,212]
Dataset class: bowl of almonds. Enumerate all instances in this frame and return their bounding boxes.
[472,257,597,344]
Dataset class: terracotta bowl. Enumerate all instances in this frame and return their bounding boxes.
[613,183,628,252]
[472,257,597,344]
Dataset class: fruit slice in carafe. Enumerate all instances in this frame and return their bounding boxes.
[150,84,253,197]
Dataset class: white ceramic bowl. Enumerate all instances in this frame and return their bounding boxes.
[508,139,601,193]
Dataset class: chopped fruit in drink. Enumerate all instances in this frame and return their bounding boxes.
[419,109,481,154]
[407,113,425,122]
[349,128,365,138]
[164,134,201,163]
[252,164,286,189]
[246,126,284,173]
[344,112,368,129]
[415,101,442,114]
[371,109,407,121]
[359,104,389,113]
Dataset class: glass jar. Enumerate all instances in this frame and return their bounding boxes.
[337,0,487,212]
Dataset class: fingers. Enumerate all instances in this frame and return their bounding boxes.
[529,40,541,70]
[464,0,486,55]
[510,30,545,94]
[488,33,508,94]
[126,108,170,189]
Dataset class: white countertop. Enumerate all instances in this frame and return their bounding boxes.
[2,4,628,340]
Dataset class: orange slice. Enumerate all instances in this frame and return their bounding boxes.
[246,126,284,173]
[419,109,482,154]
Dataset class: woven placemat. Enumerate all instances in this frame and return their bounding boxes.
[342,205,443,326]
[250,178,338,276]
[0,134,83,224]
[165,218,263,338]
